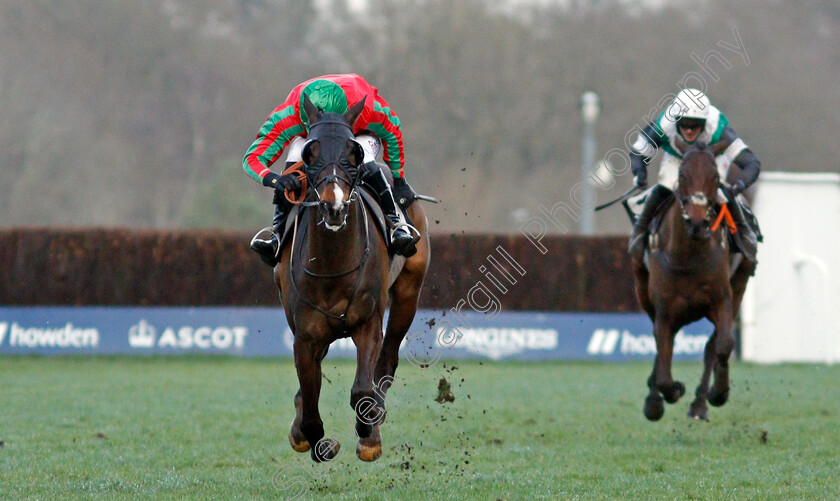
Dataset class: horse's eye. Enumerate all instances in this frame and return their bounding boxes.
[346,141,364,167]
[303,141,321,166]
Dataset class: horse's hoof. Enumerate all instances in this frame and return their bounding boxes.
[289,429,310,453]
[708,388,729,407]
[644,394,665,421]
[687,401,709,421]
[356,440,382,462]
[663,381,685,404]
[356,426,382,462]
[310,438,341,463]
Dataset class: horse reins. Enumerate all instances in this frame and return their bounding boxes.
[286,169,375,335]
[282,160,359,208]
[281,162,308,205]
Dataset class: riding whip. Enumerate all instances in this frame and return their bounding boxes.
[594,185,643,211]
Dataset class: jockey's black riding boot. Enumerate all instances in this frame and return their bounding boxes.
[725,196,758,260]
[361,162,418,257]
[250,163,295,267]
[393,176,418,210]
[250,203,286,267]
[629,184,672,259]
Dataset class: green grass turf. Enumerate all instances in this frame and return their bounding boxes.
[1,356,839,500]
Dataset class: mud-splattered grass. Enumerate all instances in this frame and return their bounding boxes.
[1,356,839,500]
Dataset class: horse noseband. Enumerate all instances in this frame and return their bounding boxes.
[678,191,714,223]
[314,167,361,231]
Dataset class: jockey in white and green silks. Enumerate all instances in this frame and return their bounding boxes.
[627,88,761,260]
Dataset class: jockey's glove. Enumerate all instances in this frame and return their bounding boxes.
[723,180,747,200]
[263,172,301,191]
[630,154,648,187]
[633,174,647,188]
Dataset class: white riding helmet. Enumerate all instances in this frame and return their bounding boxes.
[671,88,711,121]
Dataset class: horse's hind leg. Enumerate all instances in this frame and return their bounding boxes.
[351,318,385,462]
[730,257,756,312]
[688,330,717,421]
[373,246,428,416]
[293,339,340,462]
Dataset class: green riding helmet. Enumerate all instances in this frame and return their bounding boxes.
[299,79,350,129]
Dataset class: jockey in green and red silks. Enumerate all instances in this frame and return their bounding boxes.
[243,73,406,182]
[244,74,419,266]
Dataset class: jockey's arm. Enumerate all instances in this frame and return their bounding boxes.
[629,122,664,185]
[718,126,761,192]
[371,112,405,179]
[732,149,761,188]
[242,107,304,188]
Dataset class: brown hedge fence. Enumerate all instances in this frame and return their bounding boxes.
[0,228,639,312]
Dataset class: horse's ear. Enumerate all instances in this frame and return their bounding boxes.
[674,135,689,155]
[344,97,366,126]
[303,93,321,124]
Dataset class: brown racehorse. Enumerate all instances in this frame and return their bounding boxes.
[275,95,430,462]
[632,138,756,421]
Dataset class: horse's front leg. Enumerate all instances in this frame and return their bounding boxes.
[351,317,384,462]
[293,337,339,462]
[289,389,310,452]
[708,302,735,407]
[688,329,717,421]
[653,315,685,405]
[632,257,655,322]
[643,364,665,421]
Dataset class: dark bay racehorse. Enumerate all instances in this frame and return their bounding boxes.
[632,138,756,421]
[275,95,430,461]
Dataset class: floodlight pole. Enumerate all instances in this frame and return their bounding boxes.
[580,91,600,235]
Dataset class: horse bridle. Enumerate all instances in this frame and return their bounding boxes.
[300,167,361,230]
[675,149,719,225]
[676,191,715,224]
[298,116,364,228]
[287,115,375,334]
